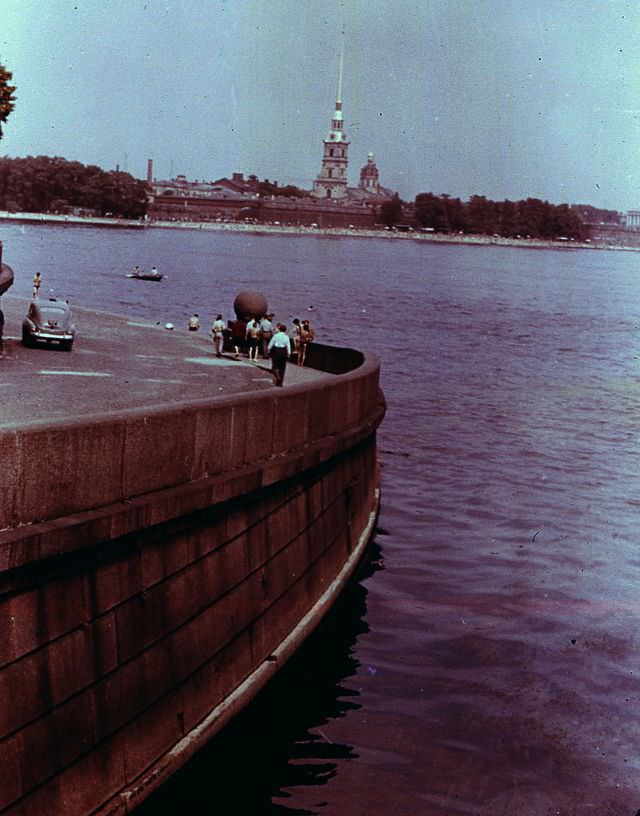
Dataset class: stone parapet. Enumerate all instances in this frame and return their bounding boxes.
[0,338,384,815]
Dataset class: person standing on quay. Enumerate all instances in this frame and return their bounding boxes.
[32,272,41,298]
[260,313,273,358]
[290,318,302,363]
[211,313,225,357]
[299,319,314,366]
[228,316,246,358]
[245,316,261,361]
[268,323,291,387]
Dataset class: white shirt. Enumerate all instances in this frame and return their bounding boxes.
[268,330,291,355]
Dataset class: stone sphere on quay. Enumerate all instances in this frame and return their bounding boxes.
[0,263,14,295]
[233,291,268,319]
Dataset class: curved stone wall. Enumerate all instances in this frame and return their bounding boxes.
[0,345,384,815]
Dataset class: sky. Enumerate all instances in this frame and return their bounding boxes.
[1,0,640,211]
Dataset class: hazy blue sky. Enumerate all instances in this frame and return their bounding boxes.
[2,0,640,210]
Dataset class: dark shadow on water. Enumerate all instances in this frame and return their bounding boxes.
[136,536,384,815]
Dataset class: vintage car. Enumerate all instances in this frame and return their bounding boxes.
[22,298,76,350]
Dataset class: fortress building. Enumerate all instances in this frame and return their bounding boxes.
[312,44,349,200]
[146,41,396,227]
[311,43,393,203]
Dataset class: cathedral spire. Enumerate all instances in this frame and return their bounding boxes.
[327,33,345,142]
[336,33,344,106]
[312,35,350,200]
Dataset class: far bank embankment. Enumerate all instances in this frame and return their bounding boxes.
[0,304,385,815]
[0,209,636,251]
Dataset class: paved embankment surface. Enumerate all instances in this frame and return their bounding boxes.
[0,296,324,428]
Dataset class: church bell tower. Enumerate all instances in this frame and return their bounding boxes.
[312,41,349,200]
[359,152,381,195]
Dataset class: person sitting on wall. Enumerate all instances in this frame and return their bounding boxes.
[268,323,291,387]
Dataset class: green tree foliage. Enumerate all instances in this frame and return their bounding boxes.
[412,192,449,231]
[0,156,148,218]
[379,193,404,227]
[414,191,589,241]
[0,64,16,140]
[571,203,621,225]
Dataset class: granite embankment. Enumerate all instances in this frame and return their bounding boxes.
[0,209,630,250]
[0,299,384,815]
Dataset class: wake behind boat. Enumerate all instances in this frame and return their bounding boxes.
[127,266,163,281]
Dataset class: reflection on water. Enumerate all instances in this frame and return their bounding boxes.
[4,224,640,812]
[136,541,383,816]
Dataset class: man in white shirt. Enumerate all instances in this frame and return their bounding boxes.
[267,323,291,387]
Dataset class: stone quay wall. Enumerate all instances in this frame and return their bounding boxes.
[0,344,384,815]
[148,194,378,228]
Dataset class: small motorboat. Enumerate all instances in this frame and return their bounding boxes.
[127,267,163,281]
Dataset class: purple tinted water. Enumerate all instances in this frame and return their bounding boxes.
[4,224,640,814]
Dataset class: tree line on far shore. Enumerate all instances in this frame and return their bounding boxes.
[0,155,148,219]
[380,192,600,241]
[0,151,621,241]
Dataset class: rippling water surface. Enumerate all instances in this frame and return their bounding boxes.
[3,223,640,814]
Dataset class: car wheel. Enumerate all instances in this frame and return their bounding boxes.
[22,327,33,347]
[61,340,73,352]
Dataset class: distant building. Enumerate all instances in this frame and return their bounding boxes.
[151,172,260,199]
[359,152,380,195]
[624,210,640,228]
[310,45,395,205]
[348,152,395,201]
[145,44,396,227]
[311,45,349,200]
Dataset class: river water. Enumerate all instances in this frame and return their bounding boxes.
[3,223,640,815]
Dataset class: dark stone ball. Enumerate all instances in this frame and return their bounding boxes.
[0,263,14,295]
[234,291,268,319]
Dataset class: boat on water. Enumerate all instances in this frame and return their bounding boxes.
[127,266,163,281]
